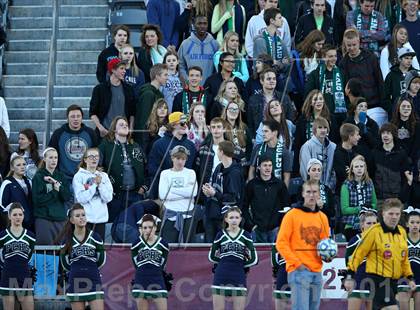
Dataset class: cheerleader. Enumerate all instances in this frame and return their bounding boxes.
[0,202,36,310]
[271,244,290,310]
[209,206,258,310]
[131,214,169,310]
[398,207,420,310]
[345,207,378,310]
[59,204,105,310]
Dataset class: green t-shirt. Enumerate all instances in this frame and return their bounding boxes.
[315,16,324,30]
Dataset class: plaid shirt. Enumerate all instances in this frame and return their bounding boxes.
[342,180,375,229]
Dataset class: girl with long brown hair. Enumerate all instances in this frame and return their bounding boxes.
[187,102,209,150]
[144,99,169,154]
[13,128,40,180]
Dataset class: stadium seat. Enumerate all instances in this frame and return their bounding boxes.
[129,29,142,49]
[109,0,147,10]
[109,8,147,27]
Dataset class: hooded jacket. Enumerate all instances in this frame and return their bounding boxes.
[206,161,244,219]
[276,202,329,273]
[48,123,99,181]
[32,168,71,221]
[243,173,289,232]
[384,65,414,115]
[340,49,384,108]
[134,83,164,145]
[178,32,220,83]
[299,135,336,189]
[72,168,114,224]
[96,44,119,83]
[372,145,410,200]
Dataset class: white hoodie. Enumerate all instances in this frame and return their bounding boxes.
[245,10,291,58]
[73,168,113,223]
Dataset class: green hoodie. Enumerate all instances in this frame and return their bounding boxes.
[32,168,71,221]
[134,83,163,140]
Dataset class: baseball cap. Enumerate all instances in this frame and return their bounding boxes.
[107,58,127,73]
[398,46,416,59]
[405,70,420,90]
[168,112,187,124]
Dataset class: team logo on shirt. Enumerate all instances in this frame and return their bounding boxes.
[384,250,392,259]
[65,137,88,161]
[300,225,322,246]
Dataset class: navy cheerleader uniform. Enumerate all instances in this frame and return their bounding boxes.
[398,237,420,292]
[271,244,290,300]
[345,234,372,299]
[0,229,36,296]
[208,229,258,296]
[131,236,169,299]
[60,231,106,302]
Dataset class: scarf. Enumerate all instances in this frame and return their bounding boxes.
[257,136,284,179]
[319,183,327,205]
[150,45,167,65]
[319,64,346,113]
[305,117,314,140]
[262,29,283,62]
[181,86,206,114]
[222,1,245,44]
[354,9,379,52]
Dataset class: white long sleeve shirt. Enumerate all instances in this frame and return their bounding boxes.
[158,168,197,214]
[245,10,291,58]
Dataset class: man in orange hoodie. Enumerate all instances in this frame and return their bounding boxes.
[276,179,330,310]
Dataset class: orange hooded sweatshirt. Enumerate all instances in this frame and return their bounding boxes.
[276,204,330,273]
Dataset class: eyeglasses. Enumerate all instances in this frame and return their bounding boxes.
[228,107,239,113]
[86,155,100,160]
[179,122,187,127]
[223,59,235,64]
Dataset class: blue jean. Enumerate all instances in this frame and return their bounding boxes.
[251,228,278,243]
[287,268,322,310]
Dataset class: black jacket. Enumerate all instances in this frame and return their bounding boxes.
[384,65,414,116]
[294,13,335,46]
[206,161,244,219]
[242,174,289,232]
[89,80,136,126]
[333,145,362,191]
[96,44,119,83]
[138,47,153,83]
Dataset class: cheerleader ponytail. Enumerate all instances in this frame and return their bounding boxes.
[56,203,86,254]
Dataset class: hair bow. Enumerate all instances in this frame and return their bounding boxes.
[358,207,378,217]
[404,206,420,215]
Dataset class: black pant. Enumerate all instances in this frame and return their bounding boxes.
[367,274,398,309]
[161,217,197,243]
[88,223,106,240]
[204,218,222,243]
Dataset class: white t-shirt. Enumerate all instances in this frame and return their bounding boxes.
[212,144,221,175]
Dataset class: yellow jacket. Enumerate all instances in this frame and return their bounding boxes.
[347,222,413,280]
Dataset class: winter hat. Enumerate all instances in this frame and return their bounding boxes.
[307,158,323,172]
[405,70,420,90]
[398,46,416,59]
[168,112,187,124]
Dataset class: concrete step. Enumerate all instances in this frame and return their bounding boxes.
[56,74,97,86]
[59,17,106,28]
[56,51,99,63]
[10,17,53,29]
[2,75,48,86]
[4,86,47,97]
[6,63,48,75]
[8,29,52,40]
[10,120,69,132]
[12,0,52,5]
[4,97,46,109]
[59,5,108,17]
[8,107,89,119]
[57,62,96,74]
[51,108,89,119]
[8,28,107,40]
[61,0,107,4]
[57,39,104,51]
[8,39,50,51]
[9,6,53,18]
[54,85,93,97]
[5,51,49,63]
[53,97,90,108]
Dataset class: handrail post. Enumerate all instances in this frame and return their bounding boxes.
[43,0,59,149]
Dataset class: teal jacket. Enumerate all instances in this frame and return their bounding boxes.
[98,139,147,194]
[32,168,71,221]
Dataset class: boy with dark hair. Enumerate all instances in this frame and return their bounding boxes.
[90,58,135,138]
[372,123,411,200]
[243,155,289,243]
[249,120,293,186]
[96,25,130,83]
[134,63,168,145]
[172,66,207,114]
[202,141,244,242]
[49,104,98,183]
[253,8,290,70]
[384,47,417,116]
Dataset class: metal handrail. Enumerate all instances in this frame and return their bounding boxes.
[43,0,59,148]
